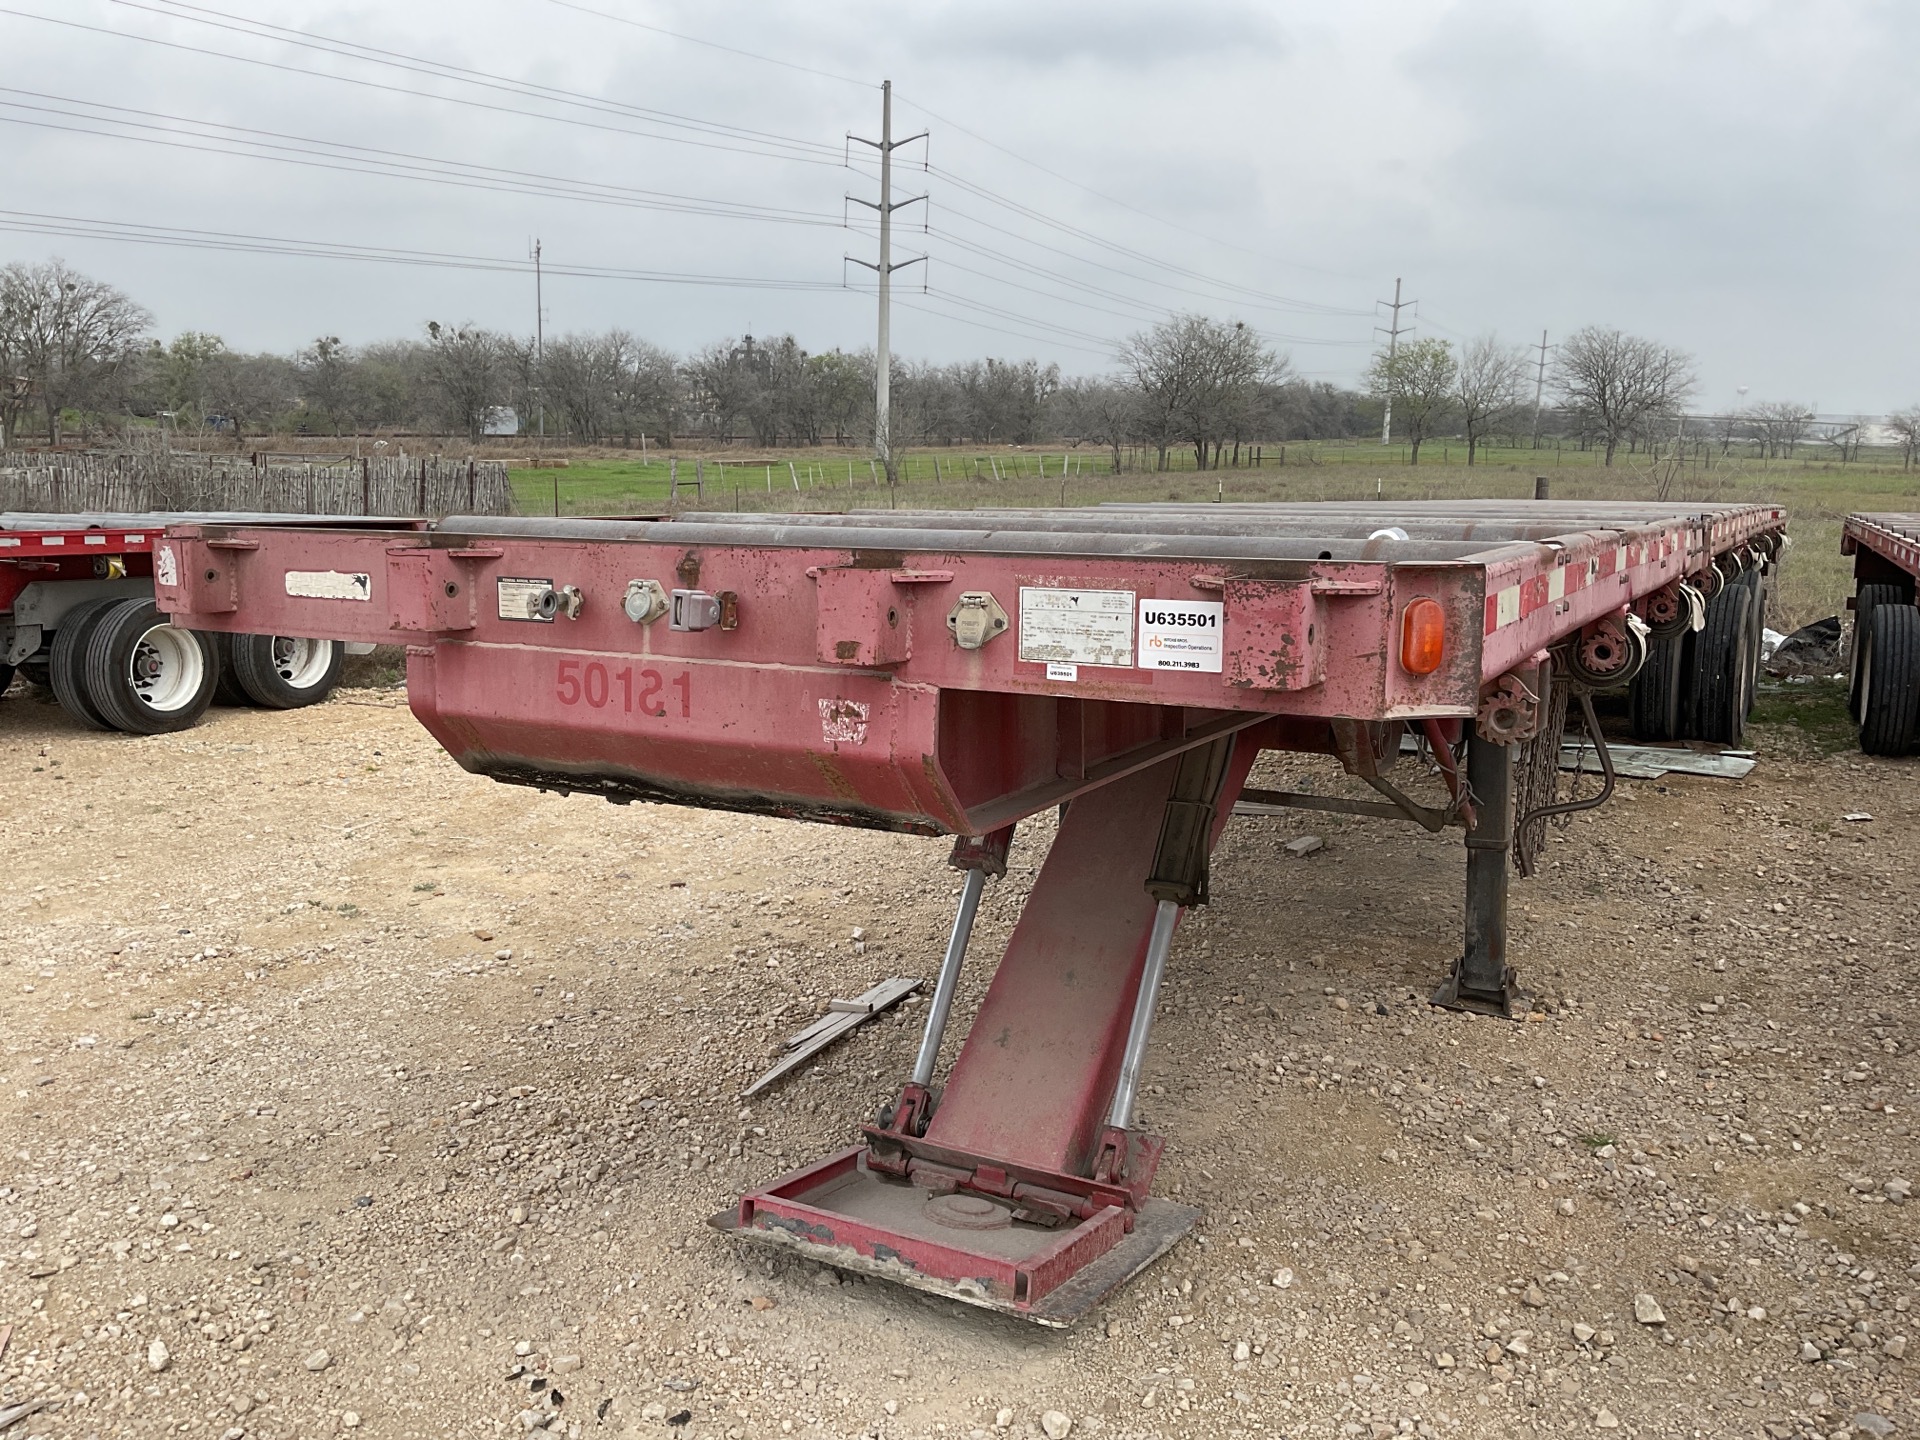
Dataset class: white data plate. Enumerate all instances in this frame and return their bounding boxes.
[497,576,554,622]
[1137,598,1224,673]
[1018,587,1134,668]
[284,570,371,601]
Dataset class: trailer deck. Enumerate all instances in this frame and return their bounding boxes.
[1843,512,1920,754]
[154,498,1785,1322]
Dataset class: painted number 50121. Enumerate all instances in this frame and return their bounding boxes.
[555,659,690,717]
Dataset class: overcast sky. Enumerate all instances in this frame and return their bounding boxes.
[4,0,1915,412]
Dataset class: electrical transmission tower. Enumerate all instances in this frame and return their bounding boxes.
[530,237,546,443]
[1375,277,1415,445]
[1530,329,1552,449]
[847,80,925,495]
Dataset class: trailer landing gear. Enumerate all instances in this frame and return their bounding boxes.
[712,732,1259,1324]
[1431,733,1529,1020]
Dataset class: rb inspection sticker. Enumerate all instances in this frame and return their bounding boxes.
[1137,597,1224,673]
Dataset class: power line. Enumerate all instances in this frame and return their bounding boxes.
[541,0,871,89]
[894,89,1371,285]
[0,91,845,227]
[0,6,847,168]
[0,209,851,291]
[926,165,1372,318]
[122,0,844,161]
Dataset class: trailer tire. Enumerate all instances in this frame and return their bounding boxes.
[0,662,13,697]
[211,633,254,707]
[1629,634,1687,741]
[1686,580,1752,745]
[49,596,126,731]
[1859,601,1920,757]
[229,634,344,709]
[83,599,218,735]
[1849,583,1908,720]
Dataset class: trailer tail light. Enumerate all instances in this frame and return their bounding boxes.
[1401,597,1446,675]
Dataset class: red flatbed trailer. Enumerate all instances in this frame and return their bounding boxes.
[155,498,1784,1323]
[1841,512,1920,754]
[1,511,414,731]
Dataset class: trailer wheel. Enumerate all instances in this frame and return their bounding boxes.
[49,595,127,731]
[83,599,218,735]
[0,662,13,697]
[1849,583,1909,720]
[211,633,254,707]
[229,634,344,709]
[1859,601,1920,756]
[1629,633,1687,741]
[1685,580,1752,745]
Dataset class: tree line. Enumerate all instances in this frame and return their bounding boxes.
[4,257,1916,469]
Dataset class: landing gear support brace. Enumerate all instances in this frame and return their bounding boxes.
[712,733,1258,1325]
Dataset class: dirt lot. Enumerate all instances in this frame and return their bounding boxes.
[0,675,1913,1440]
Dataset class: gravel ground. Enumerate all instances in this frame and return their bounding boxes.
[0,675,1912,1440]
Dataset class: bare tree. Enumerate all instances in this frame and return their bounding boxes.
[298,336,358,433]
[1453,333,1528,465]
[202,350,296,443]
[0,259,151,443]
[1118,315,1282,471]
[423,321,506,440]
[1366,337,1456,465]
[1054,376,1139,472]
[1888,407,1920,470]
[1554,327,1695,466]
[1747,400,1813,460]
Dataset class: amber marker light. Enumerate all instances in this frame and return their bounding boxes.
[1400,597,1446,675]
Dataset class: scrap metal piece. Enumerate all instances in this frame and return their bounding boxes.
[743,977,921,1097]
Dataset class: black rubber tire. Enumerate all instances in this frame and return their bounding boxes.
[1850,583,1908,720]
[1859,601,1920,757]
[0,662,13,697]
[83,599,218,735]
[211,632,254,707]
[230,633,345,709]
[1685,581,1753,745]
[1629,633,1687,741]
[49,596,126,731]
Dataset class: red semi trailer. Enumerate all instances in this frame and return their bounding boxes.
[1842,512,1920,755]
[0,512,405,732]
[155,499,1784,1323]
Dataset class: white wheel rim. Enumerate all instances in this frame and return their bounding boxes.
[126,624,204,713]
[270,636,334,690]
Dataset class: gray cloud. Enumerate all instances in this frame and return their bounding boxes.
[0,0,1911,408]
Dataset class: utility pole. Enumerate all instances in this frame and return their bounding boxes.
[1375,277,1414,445]
[1530,329,1550,449]
[848,80,925,497]
[530,238,546,443]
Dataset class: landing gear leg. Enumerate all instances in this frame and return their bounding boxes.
[1432,734,1528,1019]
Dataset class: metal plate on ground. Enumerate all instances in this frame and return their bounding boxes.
[710,1196,1199,1328]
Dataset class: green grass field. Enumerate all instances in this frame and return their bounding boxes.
[508,442,1920,631]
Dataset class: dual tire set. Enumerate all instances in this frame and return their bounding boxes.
[21,598,343,735]
[1628,569,1767,748]
[1849,584,1920,756]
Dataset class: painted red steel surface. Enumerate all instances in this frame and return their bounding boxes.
[154,502,1784,838]
[923,736,1261,1177]
[1843,513,1920,582]
[152,500,1786,1315]
[0,523,159,613]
